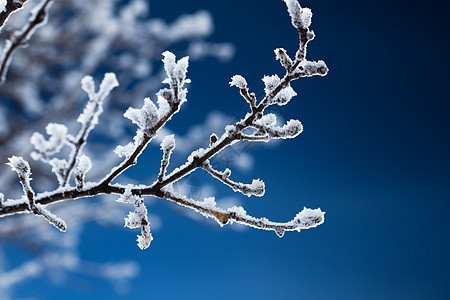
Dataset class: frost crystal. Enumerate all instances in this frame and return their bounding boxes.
[124,97,160,135]
[118,189,153,250]
[283,0,312,29]
[300,60,328,76]
[77,73,119,126]
[262,74,281,94]
[294,207,324,228]
[30,123,68,160]
[76,155,92,175]
[229,75,247,89]
[273,84,297,105]
[6,156,30,177]
[161,134,175,151]
[161,51,190,92]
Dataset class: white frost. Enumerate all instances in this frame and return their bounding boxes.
[0,1,6,12]
[6,156,30,178]
[294,207,325,229]
[229,75,247,89]
[262,74,281,94]
[123,97,160,135]
[160,134,175,151]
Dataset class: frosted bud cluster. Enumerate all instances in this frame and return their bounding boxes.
[124,97,160,136]
[117,189,153,250]
[262,74,281,94]
[229,75,247,89]
[294,207,325,229]
[30,123,68,160]
[161,51,190,103]
[283,0,312,29]
[300,60,328,76]
[6,156,31,177]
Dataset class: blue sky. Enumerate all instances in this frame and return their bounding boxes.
[8,0,449,299]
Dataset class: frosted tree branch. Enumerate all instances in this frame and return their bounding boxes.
[0,0,328,250]
[202,160,265,197]
[0,0,52,84]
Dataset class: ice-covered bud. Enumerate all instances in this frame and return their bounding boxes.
[283,0,312,29]
[162,51,190,89]
[162,51,176,79]
[137,231,153,250]
[222,168,231,179]
[273,84,297,105]
[81,75,96,99]
[175,56,189,83]
[118,189,153,250]
[124,97,160,135]
[98,73,119,101]
[294,207,325,229]
[75,155,92,189]
[76,155,91,174]
[124,211,142,228]
[161,134,175,151]
[274,48,293,70]
[7,156,31,177]
[264,119,303,139]
[229,75,247,89]
[300,60,328,77]
[30,123,68,159]
[282,119,303,137]
[262,74,281,94]
[300,8,312,28]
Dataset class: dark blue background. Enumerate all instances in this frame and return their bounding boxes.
[14,0,450,298]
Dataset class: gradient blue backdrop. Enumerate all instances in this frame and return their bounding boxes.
[10,0,449,299]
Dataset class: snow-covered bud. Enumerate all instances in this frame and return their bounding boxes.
[273,84,297,105]
[30,123,68,160]
[283,0,312,29]
[229,75,247,89]
[75,155,92,190]
[262,74,281,95]
[294,207,325,229]
[161,134,175,152]
[124,97,160,136]
[300,60,328,77]
[274,48,293,70]
[7,156,31,177]
[161,51,190,99]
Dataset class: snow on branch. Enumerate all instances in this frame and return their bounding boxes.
[6,156,66,231]
[0,0,328,250]
[158,134,175,182]
[117,188,152,250]
[202,160,265,197]
[0,0,53,84]
[30,73,119,187]
[161,187,324,238]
